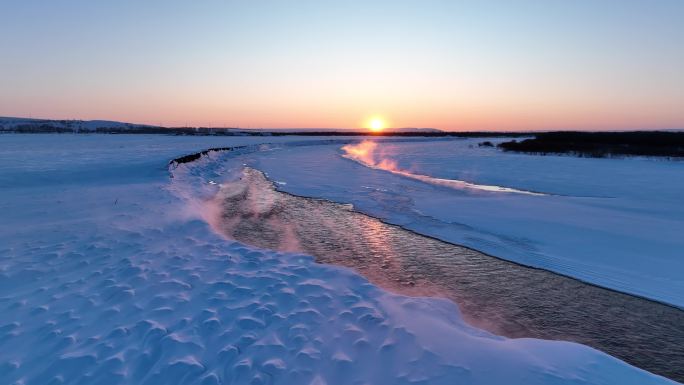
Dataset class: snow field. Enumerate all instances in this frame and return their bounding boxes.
[0,134,675,384]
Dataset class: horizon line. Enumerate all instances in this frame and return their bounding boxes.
[1,115,683,133]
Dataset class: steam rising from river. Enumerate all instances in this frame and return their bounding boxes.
[341,140,546,196]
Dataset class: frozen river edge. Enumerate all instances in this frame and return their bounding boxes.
[210,166,684,381]
[0,134,677,385]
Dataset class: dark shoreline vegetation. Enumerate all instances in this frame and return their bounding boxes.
[497,131,684,158]
[169,146,239,165]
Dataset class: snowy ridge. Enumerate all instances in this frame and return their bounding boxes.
[0,134,676,384]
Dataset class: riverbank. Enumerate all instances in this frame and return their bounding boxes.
[212,167,684,382]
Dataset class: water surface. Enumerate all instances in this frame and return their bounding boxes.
[215,168,684,382]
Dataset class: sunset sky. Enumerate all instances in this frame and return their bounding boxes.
[1,1,683,131]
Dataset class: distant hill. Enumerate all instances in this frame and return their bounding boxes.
[0,117,159,133]
[0,117,253,135]
[0,116,529,137]
[0,117,445,135]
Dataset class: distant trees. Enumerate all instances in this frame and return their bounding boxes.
[498,131,684,158]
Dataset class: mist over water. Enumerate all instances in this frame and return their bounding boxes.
[341,141,547,195]
[212,167,684,382]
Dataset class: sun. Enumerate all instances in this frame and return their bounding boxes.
[367,117,386,133]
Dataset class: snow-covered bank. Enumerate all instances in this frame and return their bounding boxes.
[0,134,676,384]
[252,138,684,308]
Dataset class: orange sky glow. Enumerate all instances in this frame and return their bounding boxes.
[1,2,683,131]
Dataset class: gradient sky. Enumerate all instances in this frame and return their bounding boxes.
[1,1,683,131]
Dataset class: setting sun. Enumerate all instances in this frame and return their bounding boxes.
[368,118,386,132]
